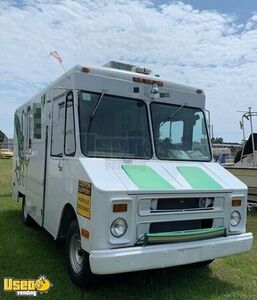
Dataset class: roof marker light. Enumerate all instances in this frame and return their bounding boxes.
[133,77,163,86]
[81,67,90,73]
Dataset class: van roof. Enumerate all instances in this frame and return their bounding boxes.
[16,63,205,110]
[75,64,204,95]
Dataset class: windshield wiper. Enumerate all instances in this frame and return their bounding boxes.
[160,102,188,128]
[87,89,106,131]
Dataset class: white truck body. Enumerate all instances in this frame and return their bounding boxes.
[12,63,253,276]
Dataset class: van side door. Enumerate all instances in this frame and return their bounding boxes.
[44,91,77,238]
[44,95,66,235]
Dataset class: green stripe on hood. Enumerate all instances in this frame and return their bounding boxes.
[122,165,174,190]
[177,166,223,189]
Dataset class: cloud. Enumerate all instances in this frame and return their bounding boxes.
[0,0,257,141]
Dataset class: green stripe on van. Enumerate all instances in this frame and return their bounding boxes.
[177,166,223,189]
[122,165,174,190]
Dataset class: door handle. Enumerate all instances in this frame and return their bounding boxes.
[58,158,63,171]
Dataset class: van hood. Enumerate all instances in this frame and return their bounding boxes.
[80,158,246,193]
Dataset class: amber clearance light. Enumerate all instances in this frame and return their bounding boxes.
[133,77,163,86]
[113,203,128,212]
[81,67,91,73]
[81,228,90,239]
[232,199,242,207]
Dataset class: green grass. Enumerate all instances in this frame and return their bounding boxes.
[0,158,12,196]
[0,160,257,299]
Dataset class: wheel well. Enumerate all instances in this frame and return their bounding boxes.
[18,192,25,200]
[57,204,77,240]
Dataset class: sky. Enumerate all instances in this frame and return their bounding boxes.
[1,0,257,142]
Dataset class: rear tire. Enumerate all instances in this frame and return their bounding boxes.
[22,198,33,226]
[65,220,93,288]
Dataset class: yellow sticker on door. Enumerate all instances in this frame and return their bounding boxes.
[77,180,91,219]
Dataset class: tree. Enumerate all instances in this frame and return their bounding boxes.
[0,130,7,143]
[211,137,224,144]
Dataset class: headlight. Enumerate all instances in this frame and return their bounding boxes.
[110,218,128,238]
[231,210,241,227]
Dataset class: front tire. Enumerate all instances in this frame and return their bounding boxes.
[22,198,33,226]
[65,220,93,288]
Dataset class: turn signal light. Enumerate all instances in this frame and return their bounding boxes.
[81,228,90,239]
[232,199,241,207]
[113,203,128,212]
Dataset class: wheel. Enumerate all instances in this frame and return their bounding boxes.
[65,220,93,288]
[22,198,33,226]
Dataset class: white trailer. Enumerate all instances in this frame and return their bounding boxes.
[12,61,253,287]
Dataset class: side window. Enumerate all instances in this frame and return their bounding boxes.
[65,92,76,156]
[192,112,207,142]
[22,111,26,135]
[21,111,26,153]
[33,103,42,139]
[27,106,33,150]
[192,112,208,153]
[51,101,65,156]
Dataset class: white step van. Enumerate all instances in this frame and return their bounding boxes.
[12,61,253,287]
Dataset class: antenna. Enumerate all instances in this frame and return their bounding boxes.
[49,50,69,79]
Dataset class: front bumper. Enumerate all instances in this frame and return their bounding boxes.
[89,232,253,274]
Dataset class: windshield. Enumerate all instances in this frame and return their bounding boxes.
[151,102,211,161]
[78,91,152,158]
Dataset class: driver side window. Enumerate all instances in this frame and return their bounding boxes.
[65,92,76,156]
[51,100,65,157]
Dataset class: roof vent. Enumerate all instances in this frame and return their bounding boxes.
[103,61,152,75]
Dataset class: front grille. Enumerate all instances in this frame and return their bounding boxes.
[157,197,199,210]
[149,219,213,233]
[150,197,214,213]
[136,194,225,244]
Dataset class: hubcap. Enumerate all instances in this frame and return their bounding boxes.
[70,233,84,274]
